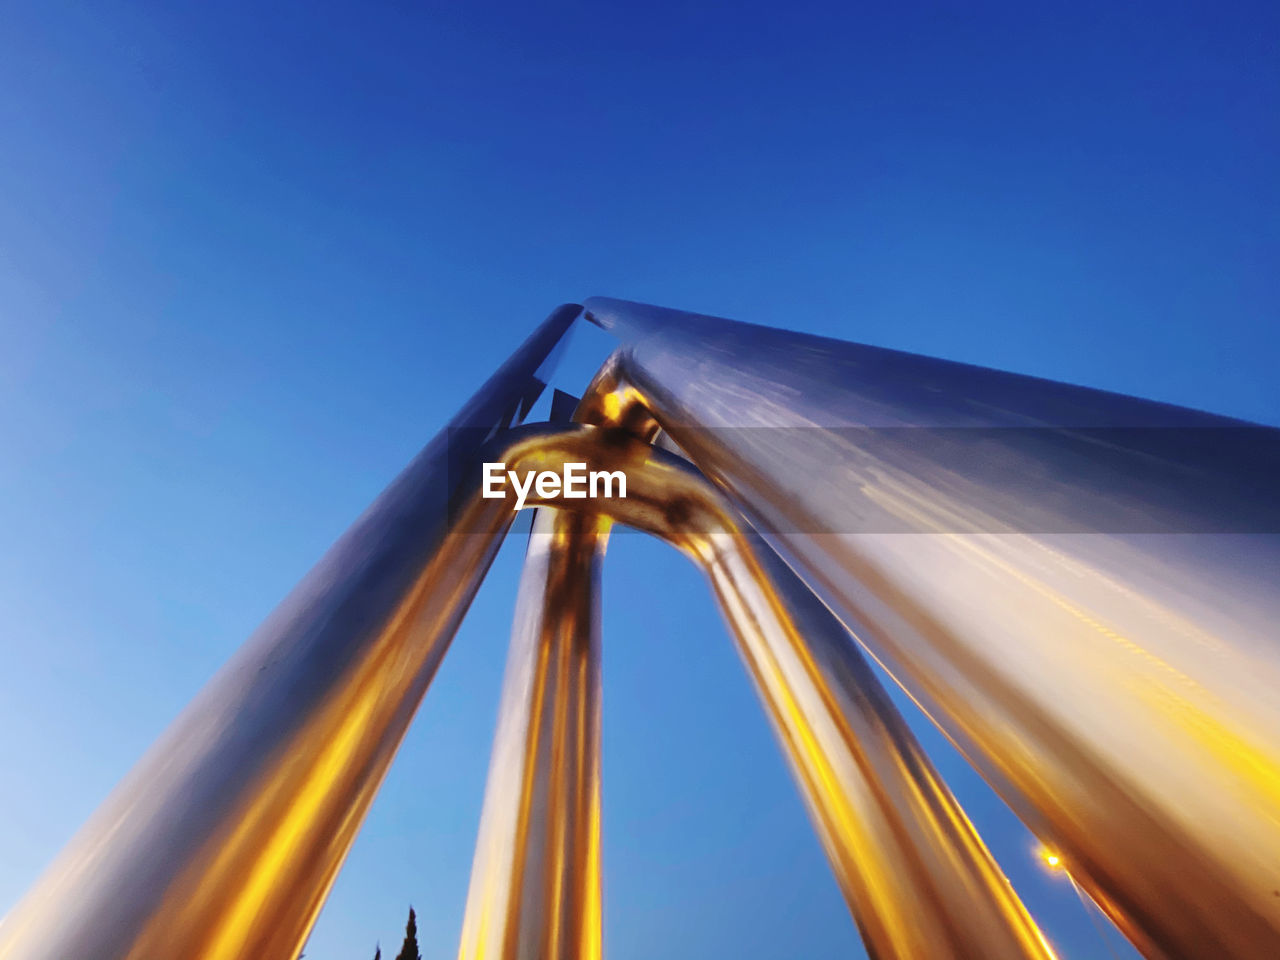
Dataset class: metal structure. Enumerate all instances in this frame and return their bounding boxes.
[2,299,1279,960]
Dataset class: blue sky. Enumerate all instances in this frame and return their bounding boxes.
[1,1,1276,957]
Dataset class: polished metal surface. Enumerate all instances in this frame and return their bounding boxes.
[0,306,580,960]
[709,535,1058,960]
[9,294,1276,960]
[556,376,1057,960]
[456,508,607,960]
[584,296,1280,959]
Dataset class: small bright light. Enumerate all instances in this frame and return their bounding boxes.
[1037,845,1064,870]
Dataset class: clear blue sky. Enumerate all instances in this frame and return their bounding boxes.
[1,1,1276,957]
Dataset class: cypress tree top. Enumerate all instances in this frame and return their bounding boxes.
[394,907,421,960]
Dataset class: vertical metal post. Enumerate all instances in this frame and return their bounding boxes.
[457,508,606,960]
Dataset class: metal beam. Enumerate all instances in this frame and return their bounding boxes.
[456,508,606,960]
[583,295,1280,958]
[0,305,580,960]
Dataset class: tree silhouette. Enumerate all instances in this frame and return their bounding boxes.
[394,907,421,960]
[372,947,381,960]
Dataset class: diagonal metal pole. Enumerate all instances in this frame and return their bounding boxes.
[583,295,1280,959]
[454,391,639,960]
[0,306,580,960]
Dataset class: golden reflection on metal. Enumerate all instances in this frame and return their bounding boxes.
[523,375,1058,960]
[457,508,607,960]
[582,295,1280,959]
[701,534,1057,960]
[0,304,584,960]
[0,449,545,960]
[0,423,613,960]
[17,297,1277,960]
[2,410,1048,960]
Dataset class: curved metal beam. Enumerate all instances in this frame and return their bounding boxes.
[472,384,1059,960]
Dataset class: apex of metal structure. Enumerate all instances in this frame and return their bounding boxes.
[582,295,697,335]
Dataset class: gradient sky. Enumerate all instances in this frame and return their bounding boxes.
[1,1,1277,958]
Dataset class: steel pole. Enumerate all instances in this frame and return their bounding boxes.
[0,306,580,960]
[456,508,606,960]
[583,296,1280,958]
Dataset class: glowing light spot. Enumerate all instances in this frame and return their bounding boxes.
[1038,846,1063,870]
